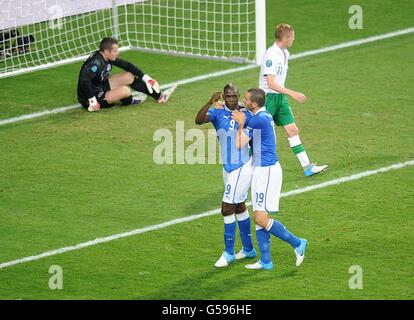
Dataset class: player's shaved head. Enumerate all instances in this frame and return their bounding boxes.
[223,83,239,95]
[223,83,240,110]
[247,88,265,108]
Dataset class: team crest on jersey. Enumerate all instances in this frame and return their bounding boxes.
[90,65,97,73]
[106,64,111,71]
[266,60,272,67]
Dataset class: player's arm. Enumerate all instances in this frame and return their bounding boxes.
[232,110,250,149]
[113,58,144,79]
[195,92,222,125]
[266,75,307,103]
[79,61,101,109]
[113,58,160,94]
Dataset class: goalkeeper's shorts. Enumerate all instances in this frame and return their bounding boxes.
[79,80,113,109]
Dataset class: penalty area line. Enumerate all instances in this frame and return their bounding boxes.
[1,27,413,127]
[0,159,413,270]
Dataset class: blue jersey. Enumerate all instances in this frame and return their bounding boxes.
[208,106,252,173]
[245,107,278,167]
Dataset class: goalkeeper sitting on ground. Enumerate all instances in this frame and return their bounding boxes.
[77,37,176,112]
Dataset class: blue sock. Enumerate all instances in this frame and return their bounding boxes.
[256,226,271,264]
[266,219,301,248]
[236,210,253,252]
[224,215,237,255]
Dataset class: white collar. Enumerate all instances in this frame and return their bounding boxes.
[254,107,266,115]
[273,42,288,54]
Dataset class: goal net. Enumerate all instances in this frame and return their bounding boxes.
[0,0,265,79]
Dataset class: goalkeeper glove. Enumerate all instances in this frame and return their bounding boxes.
[142,74,160,94]
[88,96,101,112]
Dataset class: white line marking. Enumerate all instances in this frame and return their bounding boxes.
[1,159,413,270]
[1,27,413,127]
[0,105,80,126]
[289,27,414,60]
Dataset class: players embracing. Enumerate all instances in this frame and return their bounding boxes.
[196,84,308,270]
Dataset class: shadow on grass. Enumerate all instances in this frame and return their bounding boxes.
[139,262,301,300]
[184,190,223,217]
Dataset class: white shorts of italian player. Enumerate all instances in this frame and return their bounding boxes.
[251,161,282,213]
[222,158,254,204]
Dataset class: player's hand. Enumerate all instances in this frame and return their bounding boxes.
[88,96,101,112]
[142,74,161,94]
[290,91,308,103]
[209,92,224,108]
[209,92,222,104]
[231,109,245,124]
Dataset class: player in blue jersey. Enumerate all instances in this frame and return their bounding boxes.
[232,88,307,270]
[195,83,257,268]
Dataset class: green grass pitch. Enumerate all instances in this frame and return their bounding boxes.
[0,0,413,299]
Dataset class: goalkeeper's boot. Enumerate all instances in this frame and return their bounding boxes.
[131,98,142,106]
[235,248,257,260]
[245,260,273,270]
[304,164,328,177]
[294,238,308,267]
[158,84,178,103]
[214,251,236,268]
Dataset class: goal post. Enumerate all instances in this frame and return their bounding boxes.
[0,0,266,79]
[255,0,267,65]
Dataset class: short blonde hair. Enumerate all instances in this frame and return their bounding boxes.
[275,23,294,40]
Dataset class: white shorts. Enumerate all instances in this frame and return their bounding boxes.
[251,162,282,213]
[222,158,254,204]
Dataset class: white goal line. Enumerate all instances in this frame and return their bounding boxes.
[0,159,413,270]
[0,27,413,127]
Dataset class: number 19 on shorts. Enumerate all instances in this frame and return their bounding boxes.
[255,192,264,205]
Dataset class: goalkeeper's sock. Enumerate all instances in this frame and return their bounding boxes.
[224,215,237,255]
[131,77,161,100]
[120,95,133,106]
[288,135,310,168]
[256,225,271,264]
[236,210,253,252]
[266,219,301,248]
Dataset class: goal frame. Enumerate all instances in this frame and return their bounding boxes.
[0,0,266,79]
